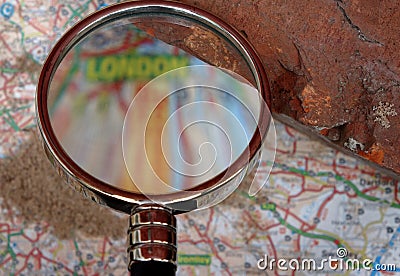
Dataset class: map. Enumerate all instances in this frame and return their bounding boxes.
[1,0,399,275]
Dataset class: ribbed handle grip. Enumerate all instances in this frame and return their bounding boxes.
[128,204,177,275]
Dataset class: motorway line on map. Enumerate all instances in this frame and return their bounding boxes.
[0,68,19,73]
[6,20,25,46]
[1,229,23,273]
[0,106,32,131]
[73,239,88,276]
[260,161,400,267]
[274,211,345,249]
[237,190,347,253]
[2,111,20,131]
[341,177,400,208]
[63,1,97,30]
[274,162,400,209]
[251,161,400,256]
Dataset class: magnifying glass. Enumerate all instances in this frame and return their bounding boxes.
[36,1,274,275]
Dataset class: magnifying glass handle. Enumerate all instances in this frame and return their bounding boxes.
[128,204,177,275]
[129,260,176,276]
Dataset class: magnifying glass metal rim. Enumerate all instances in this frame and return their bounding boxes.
[36,0,271,214]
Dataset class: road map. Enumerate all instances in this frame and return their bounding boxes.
[1,0,399,275]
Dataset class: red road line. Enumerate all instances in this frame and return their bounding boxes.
[315,191,336,222]
[180,238,208,245]
[292,140,297,154]
[295,235,301,252]
[27,18,50,36]
[361,186,380,194]
[191,220,233,276]
[219,238,242,250]
[0,35,15,54]
[39,251,75,274]
[395,182,400,204]
[205,208,214,234]
[243,210,280,232]
[0,256,13,269]
[0,223,20,233]
[90,1,98,10]
[100,237,108,263]
[275,148,292,154]
[14,252,29,275]
[276,206,313,230]
[285,126,295,137]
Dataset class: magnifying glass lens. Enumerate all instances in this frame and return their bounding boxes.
[48,16,262,196]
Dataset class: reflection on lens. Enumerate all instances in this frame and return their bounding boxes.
[47,15,268,198]
[122,65,262,195]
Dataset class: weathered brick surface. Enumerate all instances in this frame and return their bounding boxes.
[177,0,400,174]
